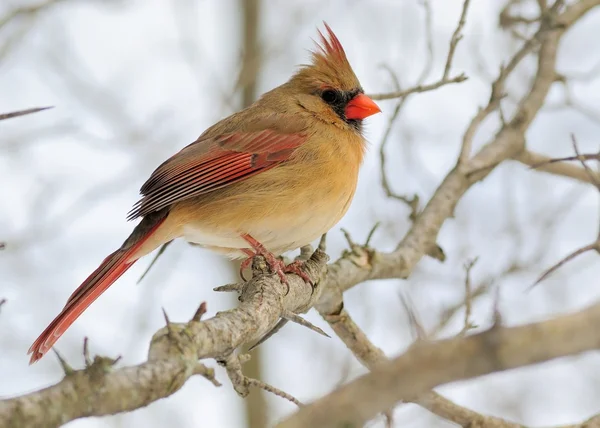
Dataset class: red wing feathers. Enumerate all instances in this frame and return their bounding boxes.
[128,129,306,220]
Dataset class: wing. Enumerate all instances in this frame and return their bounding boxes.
[127,123,307,220]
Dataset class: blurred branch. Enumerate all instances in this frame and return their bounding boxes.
[236,1,269,426]
[3,0,599,426]
[369,74,467,101]
[378,0,434,214]
[282,1,599,426]
[532,135,600,287]
[0,106,53,121]
[0,0,66,61]
[316,0,577,312]
[515,149,600,184]
[377,0,461,261]
[368,0,469,102]
[279,298,600,428]
[318,256,515,428]
[0,1,64,30]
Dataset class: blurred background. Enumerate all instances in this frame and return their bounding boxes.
[2,0,600,427]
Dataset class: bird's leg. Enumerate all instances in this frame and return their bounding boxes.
[239,249,255,281]
[240,234,287,284]
[240,234,312,286]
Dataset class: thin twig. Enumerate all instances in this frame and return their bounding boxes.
[137,241,172,284]
[0,106,53,121]
[247,378,303,407]
[443,0,471,79]
[459,258,478,336]
[369,75,467,101]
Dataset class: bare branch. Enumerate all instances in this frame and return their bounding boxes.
[0,248,328,427]
[459,258,478,336]
[0,106,53,121]
[443,0,471,80]
[531,134,600,288]
[532,242,597,287]
[369,75,467,101]
[369,0,469,102]
[3,1,600,426]
[219,352,302,406]
[516,149,600,185]
[279,299,600,428]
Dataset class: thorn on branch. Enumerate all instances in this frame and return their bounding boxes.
[317,233,327,253]
[191,301,207,323]
[248,319,289,351]
[162,307,179,341]
[53,349,74,376]
[282,311,330,339]
[83,337,92,368]
[341,228,356,248]
[80,337,120,373]
[214,282,244,293]
[365,222,381,248]
[87,355,122,378]
[341,228,376,270]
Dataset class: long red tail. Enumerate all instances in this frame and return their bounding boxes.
[28,216,166,364]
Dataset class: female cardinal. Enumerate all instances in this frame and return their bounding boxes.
[28,23,380,364]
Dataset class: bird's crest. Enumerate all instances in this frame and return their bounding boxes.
[311,22,350,70]
[290,22,360,92]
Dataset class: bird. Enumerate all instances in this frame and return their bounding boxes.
[28,23,381,364]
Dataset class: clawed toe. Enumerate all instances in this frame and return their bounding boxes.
[239,234,312,290]
[283,261,313,285]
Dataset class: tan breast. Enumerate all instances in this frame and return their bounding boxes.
[171,126,365,258]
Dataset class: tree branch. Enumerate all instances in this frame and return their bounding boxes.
[278,299,600,428]
[3,1,600,426]
[0,249,328,427]
[514,149,600,184]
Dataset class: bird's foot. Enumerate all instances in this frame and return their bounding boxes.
[240,234,312,289]
[282,260,313,285]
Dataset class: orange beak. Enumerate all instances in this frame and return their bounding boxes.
[345,94,381,120]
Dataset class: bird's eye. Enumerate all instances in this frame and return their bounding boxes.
[321,89,340,104]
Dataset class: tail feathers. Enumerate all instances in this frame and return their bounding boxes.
[28,217,166,364]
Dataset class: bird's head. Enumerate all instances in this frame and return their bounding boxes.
[286,23,381,133]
